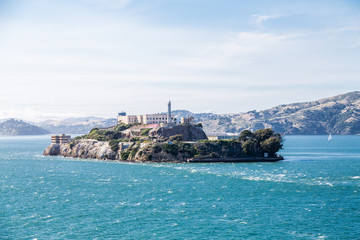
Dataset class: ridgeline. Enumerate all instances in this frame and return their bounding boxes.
[0,119,49,136]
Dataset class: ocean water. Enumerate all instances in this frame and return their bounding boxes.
[1,135,359,239]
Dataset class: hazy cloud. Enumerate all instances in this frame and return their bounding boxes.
[0,0,359,120]
[251,14,282,26]
[0,109,84,122]
[176,31,303,70]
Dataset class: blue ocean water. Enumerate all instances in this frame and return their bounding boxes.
[1,135,359,239]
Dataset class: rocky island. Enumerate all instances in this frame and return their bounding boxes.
[44,101,283,163]
[43,124,283,163]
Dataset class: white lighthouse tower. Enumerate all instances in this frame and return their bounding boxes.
[167,101,172,124]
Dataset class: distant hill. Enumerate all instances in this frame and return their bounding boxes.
[234,91,360,135]
[32,91,360,135]
[173,91,360,135]
[37,117,117,134]
[0,119,50,136]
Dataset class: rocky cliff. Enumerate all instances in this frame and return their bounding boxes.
[44,140,117,160]
[44,128,283,162]
[149,124,207,141]
[43,140,181,162]
[44,124,208,162]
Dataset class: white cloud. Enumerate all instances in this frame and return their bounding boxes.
[0,1,359,116]
[175,31,303,70]
[251,14,282,26]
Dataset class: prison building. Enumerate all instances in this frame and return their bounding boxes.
[51,134,71,144]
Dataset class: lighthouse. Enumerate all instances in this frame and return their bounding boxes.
[167,101,172,124]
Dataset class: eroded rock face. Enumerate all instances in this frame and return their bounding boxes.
[43,143,61,155]
[149,124,207,141]
[43,140,117,160]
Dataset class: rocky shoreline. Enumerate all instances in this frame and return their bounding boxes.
[44,124,284,163]
[43,139,284,163]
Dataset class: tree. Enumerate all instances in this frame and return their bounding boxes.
[260,136,283,157]
[241,138,258,156]
[253,128,274,142]
[238,130,253,141]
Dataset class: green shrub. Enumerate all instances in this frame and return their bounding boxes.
[120,150,130,160]
[177,142,197,157]
[130,137,140,142]
[162,143,179,156]
[130,144,140,158]
[140,128,152,136]
[152,145,162,153]
[109,140,120,152]
[197,139,206,143]
[170,134,183,141]
[95,136,107,141]
[90,128,99,133]
[115,124,128,132]
[104,130,115,136]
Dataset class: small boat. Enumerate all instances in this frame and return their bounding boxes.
[328,134,332,141]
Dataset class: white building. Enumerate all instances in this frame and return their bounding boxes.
[118,101,175,125]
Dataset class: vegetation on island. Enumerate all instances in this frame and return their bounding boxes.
[73,123,142,142]
[66,122,283,162]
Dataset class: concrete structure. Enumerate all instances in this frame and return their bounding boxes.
[51,134,71,144]
[181,115,194,124]
[118,101,175,125]
[118,113,175,124]
[207,135,238,141]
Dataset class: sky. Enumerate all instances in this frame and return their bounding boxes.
[0,0,359,121]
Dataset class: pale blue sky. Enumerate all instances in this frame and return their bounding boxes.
[0,0,359,121]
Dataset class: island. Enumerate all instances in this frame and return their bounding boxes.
[43,102,283,163]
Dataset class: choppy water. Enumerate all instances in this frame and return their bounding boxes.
[1,135,360,239]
